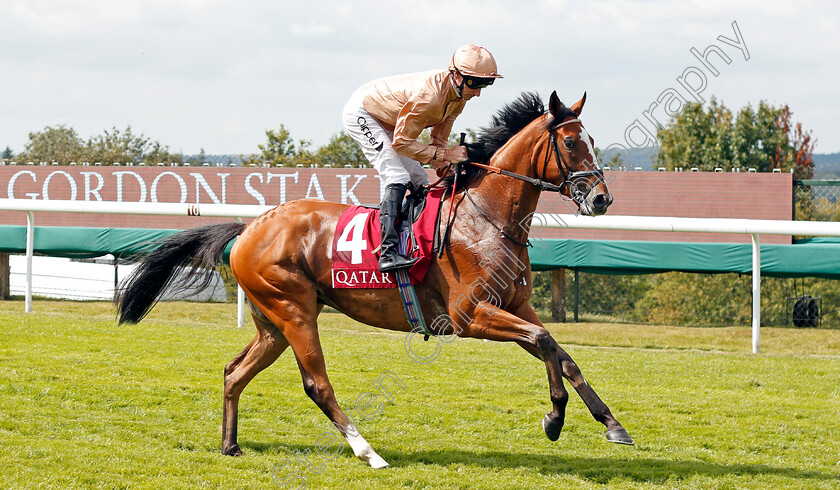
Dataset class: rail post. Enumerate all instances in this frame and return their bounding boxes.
[25,211,34,313]
[752,233,761,354]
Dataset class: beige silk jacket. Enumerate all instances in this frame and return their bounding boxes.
[360,69,467,164]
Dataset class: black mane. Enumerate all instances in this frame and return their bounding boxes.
[466,92,545,165]
[458,91,574,187]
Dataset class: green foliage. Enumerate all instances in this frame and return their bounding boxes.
[185,148,207,165]
[86,125,181,164]
[242,124,312,167]
[244,126,477,168]
[448,128,476,146]
[415,128,476,147]
[595,147,624,167]
[531,270,840,327]
[655,98,815,178]
[14,122,475,168]
[794,186,819,221]
[16,124,181,165]
[532,271,649,321]
[635,273,752,326]
[315,130,366,167]
[2,146,13,159]
[794,183,840,222]
[652,273,840,327]
[1,301,839,488]
[17,124,87,164]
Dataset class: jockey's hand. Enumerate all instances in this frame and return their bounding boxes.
[443,146,468,164]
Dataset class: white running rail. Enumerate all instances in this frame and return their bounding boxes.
[3,198,840,353]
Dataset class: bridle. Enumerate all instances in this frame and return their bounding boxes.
[461,117,605,207]
[544,118,606,206]
[437,116,606,250]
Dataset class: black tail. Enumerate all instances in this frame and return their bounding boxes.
[115,222,246,324]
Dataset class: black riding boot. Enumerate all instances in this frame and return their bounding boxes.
[379,183,420,273]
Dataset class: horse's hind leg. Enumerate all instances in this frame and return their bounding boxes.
[251,294,389,469]
[291,334,389,468]
[222,310,290,456]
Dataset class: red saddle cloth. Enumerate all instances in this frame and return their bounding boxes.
[331,188,444,289]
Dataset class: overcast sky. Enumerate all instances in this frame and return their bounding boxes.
[3,0,839,158]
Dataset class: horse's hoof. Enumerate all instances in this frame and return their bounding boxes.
[222,444,243,456]
[605,428,634,445]
[357,448,389,469]
[369,455,390,469]
[542,414,563,441]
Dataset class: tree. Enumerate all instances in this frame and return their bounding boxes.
[447,128,476,146]
[86,125,181,164]
[186,148,207,165]
[655,98,815,178]
[595,147,624,168]
[242,125,309,167]
[315,130,366,167]
[291,139,317,167]
[17,125,87,164]
[17,124,181,165]
[415,128,476,146]
[144,140,182,165]
[1,146,13,160]
[778,105,816,179]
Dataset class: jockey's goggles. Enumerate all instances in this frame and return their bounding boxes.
[462,75,495,89]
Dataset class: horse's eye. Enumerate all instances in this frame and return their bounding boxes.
[564,138,575,150]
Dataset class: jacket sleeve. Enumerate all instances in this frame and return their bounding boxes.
[430,98,466,147]
[429,113,460,147]
[392,94,438,163]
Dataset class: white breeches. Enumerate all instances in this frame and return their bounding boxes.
[342,89,430,188]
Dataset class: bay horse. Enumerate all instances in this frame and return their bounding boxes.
[116,91,633,469]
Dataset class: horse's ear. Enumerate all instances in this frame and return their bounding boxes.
[570,92,587,116]
[548,91,564,119]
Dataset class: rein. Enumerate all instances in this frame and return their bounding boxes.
[434,117,605,250]
[443,118,605,203]
[461,160,563,193]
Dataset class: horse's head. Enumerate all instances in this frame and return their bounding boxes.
[543,91,612,216]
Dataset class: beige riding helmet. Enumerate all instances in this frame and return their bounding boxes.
[449,44,503,79]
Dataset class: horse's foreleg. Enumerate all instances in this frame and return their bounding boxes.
[516,305,633,445]
[458,308,570,442]
[555,347,634,444]
[514,341,569,441]
[222,317,289,456]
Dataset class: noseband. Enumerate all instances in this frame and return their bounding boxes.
[543,118,605,206]
[442,117,606,249]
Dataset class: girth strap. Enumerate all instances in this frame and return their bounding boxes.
[395,225,431,338]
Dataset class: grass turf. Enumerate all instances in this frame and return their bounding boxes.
[0,300,839,489]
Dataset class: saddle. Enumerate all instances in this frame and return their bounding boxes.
[359,182,428,224]
[330,186,445,289]
[402,182,428,224]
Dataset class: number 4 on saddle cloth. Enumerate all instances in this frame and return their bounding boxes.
[331,187,445,289]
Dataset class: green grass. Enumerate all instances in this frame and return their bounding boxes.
[1,300,839,489]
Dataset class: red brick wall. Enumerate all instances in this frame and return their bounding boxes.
[535,171,793,244]
[0,166,792,243]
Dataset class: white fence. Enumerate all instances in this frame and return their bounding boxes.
[3,198,840,353]
[7,255,228,302]
[9,255,121,301]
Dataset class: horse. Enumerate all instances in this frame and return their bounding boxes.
[116,90,633,469]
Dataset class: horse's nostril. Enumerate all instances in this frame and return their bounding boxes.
[593,194,609,208]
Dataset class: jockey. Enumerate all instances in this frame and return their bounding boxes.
[343,44,502,272]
